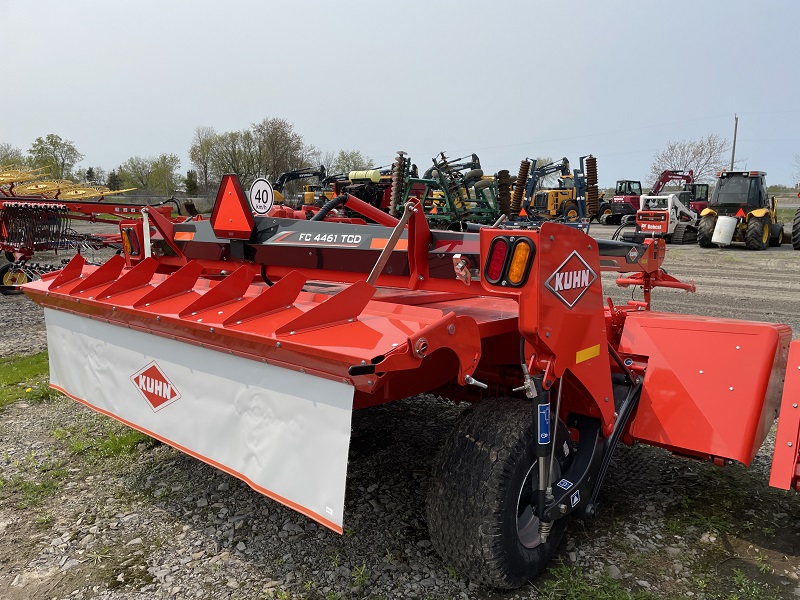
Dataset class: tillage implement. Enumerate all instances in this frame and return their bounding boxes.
[22,174,800,589]
[0,165,170,293]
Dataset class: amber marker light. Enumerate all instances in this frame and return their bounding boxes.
[507,240,533,286]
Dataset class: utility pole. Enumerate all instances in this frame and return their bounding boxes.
[730,113,738,170]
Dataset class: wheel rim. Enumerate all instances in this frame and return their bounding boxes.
[2,268,29,286]
[762,223,769,244]
[565,209,578,222]
[516,461,542,549]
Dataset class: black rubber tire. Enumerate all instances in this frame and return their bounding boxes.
[595,203,612,224]
[463,169,484,188]
[792,208,800,250]
[561,203,579,222]
[0,263,28,295]
[473,179,493,191]
[745,216,769,250]
[4,251,14,263]
[769,225,783,247]
[427,397,572,589]
[697,215,716,248]
[601,213,621,226]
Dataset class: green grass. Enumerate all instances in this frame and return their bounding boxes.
[1,458,69,508]
[97,430,151,456]
[0,351,51,408]
[13,476,61,507]
[55,425,152,459]
[535,564,657,600]
[775,207,795,223]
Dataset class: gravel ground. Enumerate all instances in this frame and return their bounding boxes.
[1,224,799,599]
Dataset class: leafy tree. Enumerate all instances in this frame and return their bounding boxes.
[209,130,260,187]
[150,154,181,195]
[76,166,105,185]
[185,170,199,195]
[93,166,107,186]
[0,143,26,167]
[118,154,181,195]
[648,134,730,186]
[119,156,155,189]
[197,117,316,189]
[107,169,121,191]
[330,149,374,175]
[28,134,84,180]
[310,149,337,172]
[252,117,313,183]
[189,126,217,192]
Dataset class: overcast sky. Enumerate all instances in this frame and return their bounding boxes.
[2,0,798,187]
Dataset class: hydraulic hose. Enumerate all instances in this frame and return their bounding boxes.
[310,194,348,221]
[159,196,182,216]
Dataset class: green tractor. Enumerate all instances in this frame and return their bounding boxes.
[697,171,784,250]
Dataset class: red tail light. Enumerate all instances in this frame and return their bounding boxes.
[485,238,509,284]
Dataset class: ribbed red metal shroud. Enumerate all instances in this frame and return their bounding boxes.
[24,254,483,404]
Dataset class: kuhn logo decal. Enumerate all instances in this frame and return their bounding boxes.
[544,251,597,309]
[131,361,181,412]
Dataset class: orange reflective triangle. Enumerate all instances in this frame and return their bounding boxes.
[735,208,746,218]
[519,207,527,217]
[211,174,255,239]
[430,205,438,214]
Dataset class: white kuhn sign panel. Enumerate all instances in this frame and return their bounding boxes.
[544,251,598,309]
[44,309,354,532]
[131,361,181,411]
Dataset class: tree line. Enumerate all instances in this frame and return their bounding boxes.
[187,118,373,194]
[4,123,791,197]
[0,118,375,197]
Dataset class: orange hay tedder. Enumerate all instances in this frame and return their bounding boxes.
[22,174,800,589]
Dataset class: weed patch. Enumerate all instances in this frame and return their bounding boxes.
[54,424,154,461]
[535,563,657,599]
[0,350,51,408]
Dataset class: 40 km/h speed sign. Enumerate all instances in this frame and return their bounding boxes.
[249,178,274,215]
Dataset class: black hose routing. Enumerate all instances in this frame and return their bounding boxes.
[310,194,348,221]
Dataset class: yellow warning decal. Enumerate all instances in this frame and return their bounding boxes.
[576,344,600,364]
